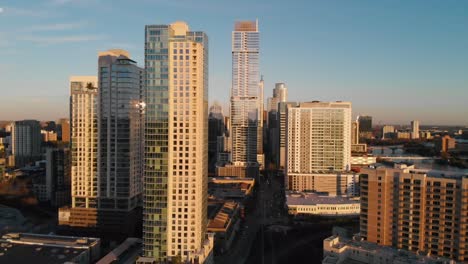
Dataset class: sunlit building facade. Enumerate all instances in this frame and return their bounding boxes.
[141,21,213,263]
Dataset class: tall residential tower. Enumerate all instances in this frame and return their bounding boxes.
[141,21,213,263]
[230,20,260,167]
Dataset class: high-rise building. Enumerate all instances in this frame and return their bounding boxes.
[230,20,260,167]
[46,147,70,207]
[59,76,98,219]
[11,120,42,167]
[257,77,264,169]
[411,120,420,139]
[285,101,352,189]
[267,83,288,112]
[97,49,144,212]
[60,51,144,235]
[435,135,456,153]
[278,102,298,169]
[141,21,213,263]
[208,102,225,173]
[360,164,468,261]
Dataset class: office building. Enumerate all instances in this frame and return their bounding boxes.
[208,102,225,173]
[360,164,468,261]
[411,120,419,139]
[286,102,352,183]
[97,49,144,213]
[230,20,260,168]
[10,120,42,167]
[141,21,213,263]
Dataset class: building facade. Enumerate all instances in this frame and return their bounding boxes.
[11,120,42,167]
[141,21,213,263]
[97,49,144,213]
[411,120,419,139]
[230,20,260,166]
[360,164,468,261]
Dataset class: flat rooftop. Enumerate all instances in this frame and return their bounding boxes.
[286,192,359,206]
[0,233,99,264]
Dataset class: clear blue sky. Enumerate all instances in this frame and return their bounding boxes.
[0,0,467,126]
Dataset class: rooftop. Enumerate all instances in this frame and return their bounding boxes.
[286,192,360,206]
[0,233,100,264]
[207,201,239,230]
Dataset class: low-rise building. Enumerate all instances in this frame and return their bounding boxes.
[287,192,360,217]
[0,233,100,264]
[287,172,359,197]
[351,156,377,167]
[207,201,241,254]
[323,235,455,264]
[208,177,255,201]
[97,238,142,264]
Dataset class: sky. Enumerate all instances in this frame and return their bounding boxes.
[0,0,467,126]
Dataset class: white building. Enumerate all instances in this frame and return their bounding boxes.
[285,101,352,189]
[287,192,360,217]
[287,172,359,197]
[69,76,98,209]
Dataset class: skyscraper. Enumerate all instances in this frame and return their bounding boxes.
[59,51,144,235]
[351,120,359,145]
[357,115,373,140]
[266,83,288,167]
[285,101,352,189]
[257,76,264,169]
[141,21,213,263]
[97,49,144,213]
[230,20,260,167]
[10,120,42,167]
[411,120,420,139]
[64,75,98,213]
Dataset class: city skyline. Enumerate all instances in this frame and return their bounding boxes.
[1,0,467,125]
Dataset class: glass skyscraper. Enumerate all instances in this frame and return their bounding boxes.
[230,20,260,165]
[141,21,213,263]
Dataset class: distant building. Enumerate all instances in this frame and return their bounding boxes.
[351,120,359,145]
[46,147,71,207]
[381,125,395,139]
[396,131,411,139]
[323,235,455,264]
[287,192,360,217]
[209,102,226,173]
[278,102,298,169]
[216,164,258,178]
[435,135,456,153]
[0,233,100,264]
[411,120,419,139]
[357,116,372,140]
[360,164,468,261]
[11,120,42,167]
[58,118,70,143]
[41,129,57,142]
